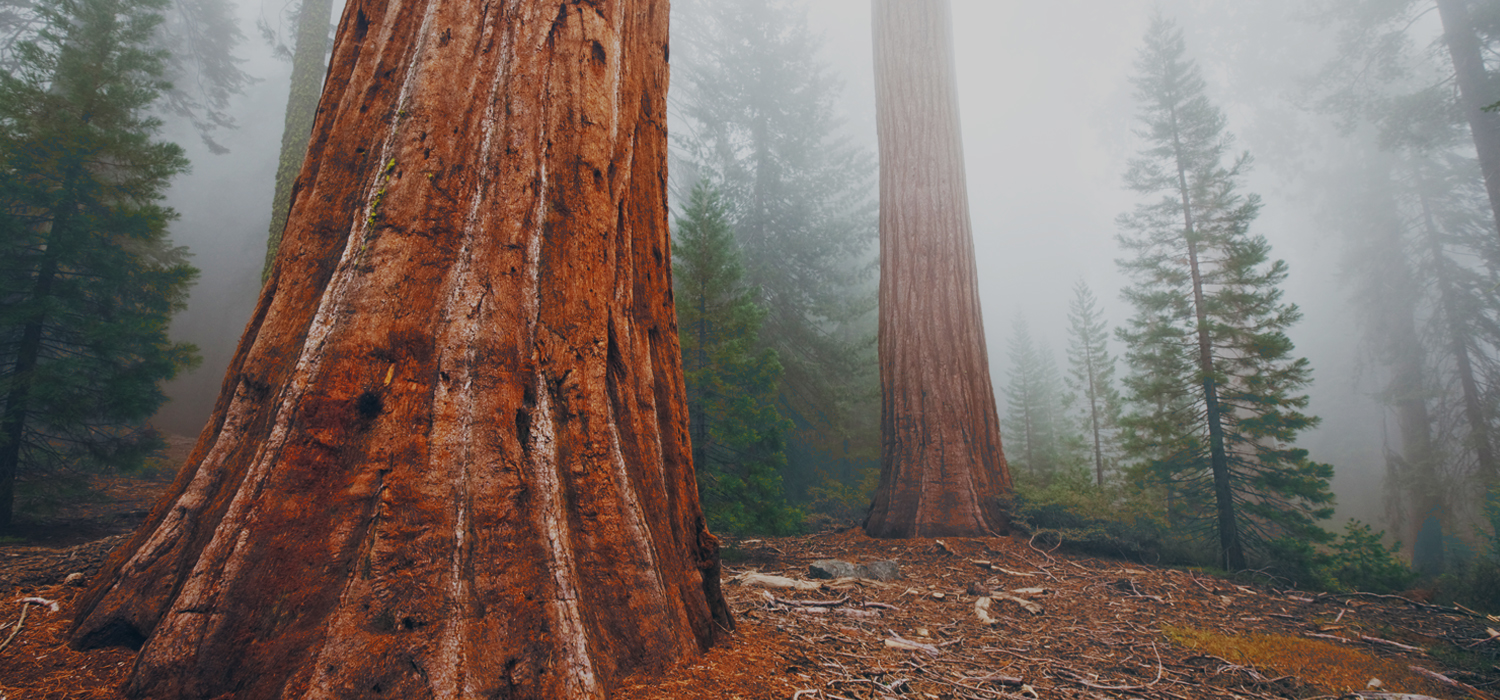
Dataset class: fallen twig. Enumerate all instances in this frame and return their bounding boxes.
[960,671,1024,686]
[1026,532,1059,564]
[772,594,850,608]
[1466,627,1500,649]
[1058,641,1163,691]
[1360,634,1425,654]
[1408,664,1486,696]
[1319,591,1483,618]
[735,572,823,590]
[884,630,941,657]
[992,592,1043,616]
[0,597,54,654]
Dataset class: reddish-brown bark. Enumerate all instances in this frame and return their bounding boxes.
[864,0,1011,539]
[68,1,731,698]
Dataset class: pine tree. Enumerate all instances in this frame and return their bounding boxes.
[1064,281,1123,487]
[2,0,249,151]
[672,0,878,497]
[1117,15,1335,569]
[674,181,799,535]
[0,0,199,528]
[1004,316,1067,479]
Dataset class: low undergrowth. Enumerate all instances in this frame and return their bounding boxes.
[1006,471,1428,596]
[1164,627,1456,698]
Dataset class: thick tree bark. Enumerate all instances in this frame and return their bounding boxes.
[261,0,336,281]
[70,1,731,698]
[864,0,1011,539]
[1435,0,1500,239]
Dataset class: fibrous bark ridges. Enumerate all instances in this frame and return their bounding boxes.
[71,2,726,698]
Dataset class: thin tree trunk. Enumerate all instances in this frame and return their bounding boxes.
[1169,106,1245,571]
[0,246,61,530]
[865,0,1010,538]
[0,163,78,530]
[71,2,730,698]
[262,0,335,281]
[1087,357,1103,486]
[1420,189,1499,485]
[1367,162,1442,571]
[1435,0,1500,239]
[1391,290,1443,573]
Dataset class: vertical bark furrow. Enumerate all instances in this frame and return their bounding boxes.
[529,371,601,698]
[72,1,723,698]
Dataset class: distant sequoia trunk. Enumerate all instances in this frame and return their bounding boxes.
[864,0,1012,538]
[261,0,335,282]
[70,1,731,698]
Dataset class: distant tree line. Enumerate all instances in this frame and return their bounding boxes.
[669,0,879,533]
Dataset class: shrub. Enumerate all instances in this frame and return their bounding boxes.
[1325,520,1419,593]
[1262,520,1417,593]
[1005,469,1170,560]
[1438,555,1500,615]
[805,465,878,526]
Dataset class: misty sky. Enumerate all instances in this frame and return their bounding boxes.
[157,0,1423,523]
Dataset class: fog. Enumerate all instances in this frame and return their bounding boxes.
[157,0,1437,527]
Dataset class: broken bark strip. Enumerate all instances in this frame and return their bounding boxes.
[69,2,729,699]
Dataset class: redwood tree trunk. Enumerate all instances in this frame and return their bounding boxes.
[70,1,731,698]
[864,0,1011,539]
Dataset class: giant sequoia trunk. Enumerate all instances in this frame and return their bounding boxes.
[70,1,731,698]
[864,0,1011,539]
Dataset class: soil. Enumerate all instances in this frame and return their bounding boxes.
[2,466,1498,699]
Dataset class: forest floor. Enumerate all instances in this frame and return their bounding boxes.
[2,464,1498,699]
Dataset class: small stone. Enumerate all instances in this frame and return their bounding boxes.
[64,572,85,586]
[931,591,946,600]
[1367,678,1383,689]
[808,559,859,579]
[856,559,901,581]
[916,628,930,637]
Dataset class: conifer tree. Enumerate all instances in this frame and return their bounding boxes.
[0,0,199,528]
[2,0,249,152]
[1003,317,1066,478]
[1064,281,1123,487]
[672,0,878,493]
[674,182,799,535]
[1117,15,1335,569]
